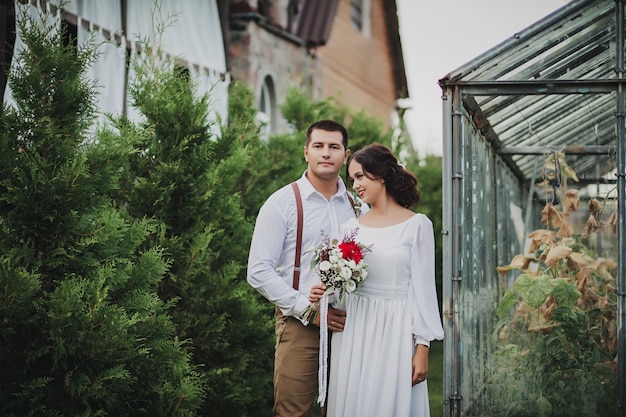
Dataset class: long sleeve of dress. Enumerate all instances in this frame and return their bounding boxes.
[408,214,444,346]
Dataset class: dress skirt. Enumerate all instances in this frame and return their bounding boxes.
[325,215,440,417]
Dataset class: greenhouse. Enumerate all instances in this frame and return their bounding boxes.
[439,0,625,415]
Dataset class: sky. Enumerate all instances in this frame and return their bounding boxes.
[396,0,570,156]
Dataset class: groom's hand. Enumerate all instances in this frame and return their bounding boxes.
[309,284,326,302]
[326,306,346,332]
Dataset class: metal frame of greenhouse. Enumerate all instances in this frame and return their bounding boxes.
[439,0,625,415]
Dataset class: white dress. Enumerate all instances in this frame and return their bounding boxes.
[326,214,444,417]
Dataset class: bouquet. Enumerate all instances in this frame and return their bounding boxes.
[310,227,372,301]
[305,227,372,406]
[300,227,372,326]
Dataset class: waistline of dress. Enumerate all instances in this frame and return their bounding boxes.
[355,283,407,299]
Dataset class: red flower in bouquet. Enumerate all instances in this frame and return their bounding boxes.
[338,240,364,264]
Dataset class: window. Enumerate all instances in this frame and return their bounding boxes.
[350,0,363,31]
[257,75,276,141]
[350,0,371,37]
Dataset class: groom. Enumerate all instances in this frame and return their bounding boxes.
[247,120,359,416]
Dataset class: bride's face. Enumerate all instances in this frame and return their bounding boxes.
[348,161,385,205]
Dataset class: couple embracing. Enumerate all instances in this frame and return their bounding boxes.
[247,120,444,417]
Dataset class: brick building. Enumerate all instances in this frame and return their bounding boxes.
[222,0,409,140]
[2,0,409,143]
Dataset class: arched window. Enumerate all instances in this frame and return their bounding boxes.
[257,75,276,141]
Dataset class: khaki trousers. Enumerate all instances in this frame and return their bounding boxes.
[273,307,320,417]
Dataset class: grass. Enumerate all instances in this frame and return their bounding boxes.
[428,340,444,417]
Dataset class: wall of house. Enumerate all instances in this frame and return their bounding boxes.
[227,17,323,134]
[316,0,398,128]
[224,0,403,135]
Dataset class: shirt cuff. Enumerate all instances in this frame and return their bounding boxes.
[293,297,312,325]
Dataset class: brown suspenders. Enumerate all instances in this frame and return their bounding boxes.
[290,182,358,291]
[291,182,304,290]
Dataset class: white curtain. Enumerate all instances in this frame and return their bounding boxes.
[125,0,229,129]
[4,0,229,132]
[64,0,125,119]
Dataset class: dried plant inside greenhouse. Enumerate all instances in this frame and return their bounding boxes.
[472,152,617,417]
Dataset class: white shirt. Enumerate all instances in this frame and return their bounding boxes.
[247,172,362,322]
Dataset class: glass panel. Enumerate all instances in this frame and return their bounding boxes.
[455,96,619,415]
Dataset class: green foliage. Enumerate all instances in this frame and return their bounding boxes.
[114,36,274,417]
[344,109,391,151]
[0,6,203,416]
[280,87,349,132]
[407,155,443,296]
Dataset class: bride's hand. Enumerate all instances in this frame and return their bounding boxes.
[309,284,326,302]
[412,344,429,385]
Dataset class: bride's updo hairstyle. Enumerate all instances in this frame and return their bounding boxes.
[348,143,420,208]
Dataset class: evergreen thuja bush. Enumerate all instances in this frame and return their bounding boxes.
[114,37,275,416]
[0,6,203,416]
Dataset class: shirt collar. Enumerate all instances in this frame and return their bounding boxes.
[298,170,348,200]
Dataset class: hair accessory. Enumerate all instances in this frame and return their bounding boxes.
[397,162,405,169]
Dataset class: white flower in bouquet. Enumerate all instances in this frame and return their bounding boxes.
[345,279,357,293]
[319,260,332,272]
[340,266,353,279]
